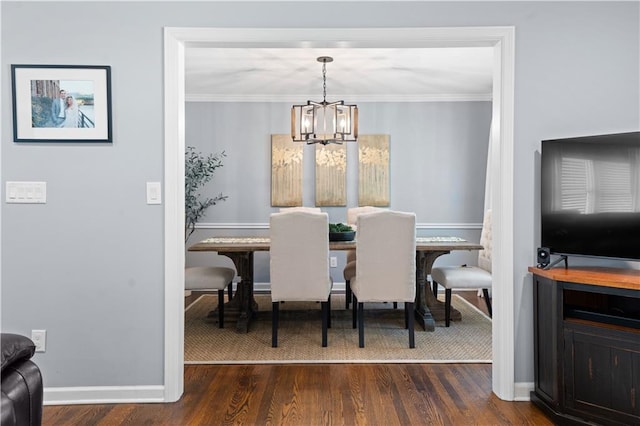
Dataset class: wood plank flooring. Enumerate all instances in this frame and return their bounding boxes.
[44,292,548,425]
[43,364,550,425]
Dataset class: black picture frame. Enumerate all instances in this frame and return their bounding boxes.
[11,64,112,142]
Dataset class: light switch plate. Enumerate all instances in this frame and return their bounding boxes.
[146,182,162,204]
[6,181,46,203]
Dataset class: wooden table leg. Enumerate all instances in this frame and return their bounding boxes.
[216,251,258,333]
[414,250,462,330]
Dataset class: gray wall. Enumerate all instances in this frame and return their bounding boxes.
[2,1,638,390]
[185,101,492,282]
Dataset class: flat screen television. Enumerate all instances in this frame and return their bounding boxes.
[541,131,640,261]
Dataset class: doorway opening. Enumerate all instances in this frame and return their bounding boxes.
[163,27,515,402]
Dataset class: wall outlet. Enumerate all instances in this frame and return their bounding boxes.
[31,330,46,352]
[330,257,337,268]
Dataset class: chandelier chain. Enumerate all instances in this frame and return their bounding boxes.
[322,62,327,103]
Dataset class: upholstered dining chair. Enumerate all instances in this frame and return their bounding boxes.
[350,210,416,348]
[185,266,236,328]
[270,210,333,348]
[279,207,321,213]
[342,206,385,309]
[430,209,493,327]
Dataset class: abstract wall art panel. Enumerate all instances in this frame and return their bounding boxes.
[358,134,390,206]
[315,143,347,206]
[271,134,303,206]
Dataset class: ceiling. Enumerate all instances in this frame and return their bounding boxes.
[185,47,494,102]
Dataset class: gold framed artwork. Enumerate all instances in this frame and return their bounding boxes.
[358,134,390,206]
[315,143,347,206]
[271,134,303,206]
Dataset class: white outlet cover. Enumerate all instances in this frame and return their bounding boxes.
[31,329,46,352]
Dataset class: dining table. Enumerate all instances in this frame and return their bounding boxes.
[188,236,483,333]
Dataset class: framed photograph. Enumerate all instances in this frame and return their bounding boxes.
[11,65,112,142]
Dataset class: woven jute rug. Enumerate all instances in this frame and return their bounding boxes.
[185,293,492,364]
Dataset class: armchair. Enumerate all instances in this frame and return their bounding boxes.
[1,333,43,426]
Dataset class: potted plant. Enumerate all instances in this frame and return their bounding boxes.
[185,146,228,243]
[329,223,355,241]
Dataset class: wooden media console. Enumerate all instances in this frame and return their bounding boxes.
[529,266,640,425]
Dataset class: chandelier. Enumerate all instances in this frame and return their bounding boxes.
[291,56,358,145]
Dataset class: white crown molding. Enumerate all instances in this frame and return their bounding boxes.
[186,93,493,103]
[44,385,165,405]
[194,222,482,230]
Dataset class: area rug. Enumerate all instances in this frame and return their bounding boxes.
[185,294,492,364]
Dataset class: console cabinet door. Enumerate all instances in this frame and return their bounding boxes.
[564,325,640,424]
[533,275,562,408]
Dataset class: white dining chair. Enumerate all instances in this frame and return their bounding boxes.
[350,210,416,348]
[185,266,236,328]
[342,206,385,309]
[270,210,333,347]
[430,210,493,326]
[278,207,321,213]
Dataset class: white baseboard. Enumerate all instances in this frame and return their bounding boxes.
[44,385,165,405]
[513,382,534,401]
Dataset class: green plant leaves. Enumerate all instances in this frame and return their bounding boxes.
[185,146,228,242]
[329,223,353,233]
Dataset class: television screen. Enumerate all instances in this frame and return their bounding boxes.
[541,131,640,261]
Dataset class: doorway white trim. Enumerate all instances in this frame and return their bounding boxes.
[163,26,515,402]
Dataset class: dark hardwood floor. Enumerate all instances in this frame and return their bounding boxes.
[43,364,550,425]
[44,291,545,425]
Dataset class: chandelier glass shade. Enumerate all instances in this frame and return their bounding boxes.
[291,56,358,145]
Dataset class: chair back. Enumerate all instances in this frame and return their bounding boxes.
[270,211,331,302]
[477,209,492,273]
[346,206,384,264]
[279,207,321,213]
[353,210,416,302]
[346,206,384,226]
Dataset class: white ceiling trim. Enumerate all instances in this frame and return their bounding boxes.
[185,93,493,103]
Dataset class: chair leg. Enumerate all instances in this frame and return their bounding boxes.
[358,302,365,348]
[404,302,409,329]
[227,282,233,301]
[345,280,351,309]
[321,301,328,347]
[445,289,452,327]
[217,289,225,328]
[352,294,358,329]
[393,302,398,309]
[272,301,279,348]
[483,288,493,317]
[407,302,415,348]
[327,294,332,329]
[432,281,438,298]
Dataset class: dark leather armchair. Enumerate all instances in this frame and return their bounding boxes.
[1,334,43,426]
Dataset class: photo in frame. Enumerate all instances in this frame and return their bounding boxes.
[11,65,112,142]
